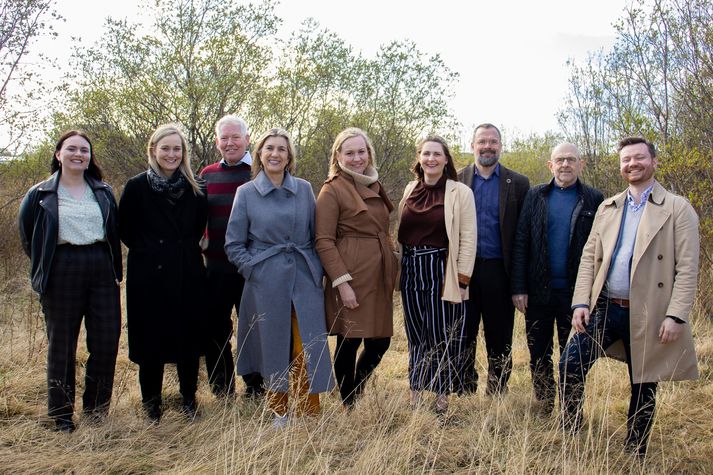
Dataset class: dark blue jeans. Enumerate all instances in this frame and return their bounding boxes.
[559,299,657,454]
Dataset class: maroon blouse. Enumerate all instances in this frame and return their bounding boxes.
[398,175,448,248]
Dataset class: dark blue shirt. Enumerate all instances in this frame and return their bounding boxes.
[547,184,578,289]
[472,163,502,259]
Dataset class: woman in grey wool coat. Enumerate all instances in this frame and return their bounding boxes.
[225,127,334,428]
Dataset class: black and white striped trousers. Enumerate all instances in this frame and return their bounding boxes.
[400,246,467,395]
[39,243,121,420]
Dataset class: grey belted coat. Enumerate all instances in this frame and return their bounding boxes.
[225,171,335,393]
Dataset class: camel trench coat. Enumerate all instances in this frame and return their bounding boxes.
[572,181,699,383]
[315,172,398,338]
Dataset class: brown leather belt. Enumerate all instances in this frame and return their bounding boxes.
[609,298,630,308]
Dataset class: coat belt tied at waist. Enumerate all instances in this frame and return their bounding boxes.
[339,231,395,296]
[248,242,322,286]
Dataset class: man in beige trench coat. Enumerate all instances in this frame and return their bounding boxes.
[559,136,700,457]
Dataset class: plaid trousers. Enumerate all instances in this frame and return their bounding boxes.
[40,243,121,419]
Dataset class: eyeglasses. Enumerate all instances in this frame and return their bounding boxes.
[551,156,579,165]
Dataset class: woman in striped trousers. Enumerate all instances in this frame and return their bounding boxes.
[396,135,476,415]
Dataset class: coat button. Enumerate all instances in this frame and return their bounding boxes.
[657,254,663,260]
[658,282,663,288]
[287,258,293,264]
[158,265,163,270]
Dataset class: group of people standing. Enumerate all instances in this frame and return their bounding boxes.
[19,117,700,458]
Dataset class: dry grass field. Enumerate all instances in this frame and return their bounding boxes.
[0,269,711,474]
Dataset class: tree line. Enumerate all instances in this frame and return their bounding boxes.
[0,0,710,305]
[56,0,457,198]
[504,0,711,275]
[556,0,712,256]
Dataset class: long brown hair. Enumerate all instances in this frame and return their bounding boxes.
[410,135,458,181]
[51,130,104,181]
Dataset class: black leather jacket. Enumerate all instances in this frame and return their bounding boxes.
[510,178,603,305]
[18,171,123,294]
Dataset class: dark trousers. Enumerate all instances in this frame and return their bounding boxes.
[40,243,121,421]
[204,270,263,396]
[334,335,390,406]
[525,288,573,406]
[138,358,200,405]
[559,300,658,454]
[463,258,514,394]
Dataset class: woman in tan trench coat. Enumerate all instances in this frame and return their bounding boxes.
[316,127,398,408]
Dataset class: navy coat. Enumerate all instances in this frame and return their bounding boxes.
[225,171,334,393]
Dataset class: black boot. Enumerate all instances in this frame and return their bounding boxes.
[142,398,162,423]
[243,372,265,399]
[53,416,76,433]
[181,396,198,421]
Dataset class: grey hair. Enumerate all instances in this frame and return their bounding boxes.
[215,115,249,137]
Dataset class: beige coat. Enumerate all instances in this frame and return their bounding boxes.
[395,179,476,303]
[572,181,700,383]
[315,172,398,338]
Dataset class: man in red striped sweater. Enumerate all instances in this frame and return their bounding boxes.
[199,115,263,397]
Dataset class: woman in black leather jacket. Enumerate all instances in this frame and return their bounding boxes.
[18,130,122,433]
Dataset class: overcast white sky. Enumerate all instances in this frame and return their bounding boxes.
[36,0,627,142]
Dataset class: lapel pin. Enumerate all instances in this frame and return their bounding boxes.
[506,178,512,184]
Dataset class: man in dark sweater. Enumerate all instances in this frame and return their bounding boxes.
[199,115,263,397]
[510,143,603,413]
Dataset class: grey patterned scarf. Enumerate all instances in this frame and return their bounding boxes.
[147,168,187,204]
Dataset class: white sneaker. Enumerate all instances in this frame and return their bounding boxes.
[272,414,289,430]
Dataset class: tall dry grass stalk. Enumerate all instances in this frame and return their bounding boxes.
[0,278,711,474]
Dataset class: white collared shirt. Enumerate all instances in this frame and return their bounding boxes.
[220,151,252,167]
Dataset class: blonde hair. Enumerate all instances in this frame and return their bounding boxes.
[328,127,377,179]
[251,128,297,178]
[147,124,203,196]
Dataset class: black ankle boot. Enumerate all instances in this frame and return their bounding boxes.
[142,399,162,423]
[53,417,76,433]
[181,397,198,420]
